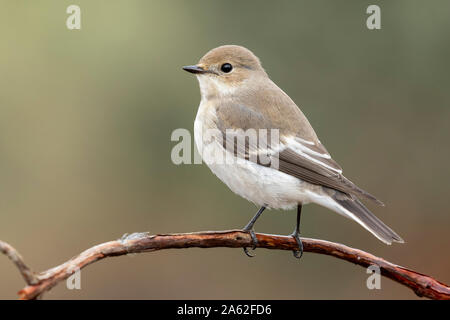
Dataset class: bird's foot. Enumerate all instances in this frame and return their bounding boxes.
[242,228,258,257]
[290,230,304,259]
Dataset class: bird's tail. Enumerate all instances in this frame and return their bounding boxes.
[322,189,404,245]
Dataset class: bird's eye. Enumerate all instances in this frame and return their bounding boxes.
[220,63,233,73]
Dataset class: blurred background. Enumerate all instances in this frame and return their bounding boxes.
[0,0,449,299]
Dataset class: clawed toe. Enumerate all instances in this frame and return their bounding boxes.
[291,231,304,259]
[242,229,258,257]
[243,246,255,257]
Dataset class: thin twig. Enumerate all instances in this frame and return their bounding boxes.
[0,241,38,285]
[1,231,449,300]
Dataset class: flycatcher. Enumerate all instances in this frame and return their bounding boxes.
[183,45,403,258]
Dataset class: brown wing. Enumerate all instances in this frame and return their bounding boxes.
[277,148,383,205]
[215,101,384,206]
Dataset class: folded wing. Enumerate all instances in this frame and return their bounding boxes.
[215,101,383,205]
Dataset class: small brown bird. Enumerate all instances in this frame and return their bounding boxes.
[183,45,403,258]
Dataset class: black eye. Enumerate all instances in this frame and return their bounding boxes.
[221,63,233,73]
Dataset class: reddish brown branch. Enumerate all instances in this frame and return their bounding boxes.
[1,230,449,300]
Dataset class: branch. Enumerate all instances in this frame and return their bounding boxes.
[0,241,38,285]
[1,230,449,300]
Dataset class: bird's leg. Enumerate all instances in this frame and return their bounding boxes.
[291,204,304,259]
[242,206,266,257]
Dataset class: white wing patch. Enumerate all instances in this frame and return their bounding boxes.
[295,137,315,146]
[284,136,343,174]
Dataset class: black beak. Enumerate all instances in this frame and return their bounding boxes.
[182,65,206,74]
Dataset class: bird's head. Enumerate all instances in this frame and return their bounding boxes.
[183,45,267,98]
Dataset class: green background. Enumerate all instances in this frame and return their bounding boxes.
[0,0,449,299]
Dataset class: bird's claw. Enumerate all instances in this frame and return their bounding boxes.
[242,229,258,257]
[291,231,303,259]
[243,247,255,257]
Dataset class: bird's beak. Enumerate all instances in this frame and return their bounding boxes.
[182,65,207,74]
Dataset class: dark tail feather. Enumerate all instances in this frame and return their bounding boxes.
[339,175,385,206]
[331,191,404,245]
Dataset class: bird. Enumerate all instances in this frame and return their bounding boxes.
[182,45,404,258]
